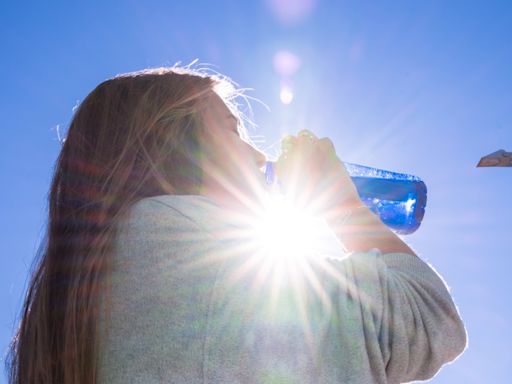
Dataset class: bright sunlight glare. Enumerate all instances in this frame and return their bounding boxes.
[251,195,346,264]
[279,85,294,104]
[238,194,352,329]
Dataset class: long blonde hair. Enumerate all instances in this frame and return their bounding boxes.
[7,67,242,384]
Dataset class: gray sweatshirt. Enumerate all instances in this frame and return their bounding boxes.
[97,195,467,384]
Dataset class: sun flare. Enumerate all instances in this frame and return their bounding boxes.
[253,196,319,262]
[243,194,348,292]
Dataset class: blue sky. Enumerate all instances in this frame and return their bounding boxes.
[1,0,511,382]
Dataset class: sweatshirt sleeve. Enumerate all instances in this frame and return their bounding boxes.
[346,251,468,383]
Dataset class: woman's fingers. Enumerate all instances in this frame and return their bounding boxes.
[275,131,362,214]
[276,131,334,206]
[317,137,336,154]
[281,134,297,155]
[297,129,316,140]
[278,131,336,170]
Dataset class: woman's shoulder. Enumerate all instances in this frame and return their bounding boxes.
[111,195,222,265]
[117,194,237,246]
[123,194,218,227]
[130,194,219,216]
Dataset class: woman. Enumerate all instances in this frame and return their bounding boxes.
[7,67,466,383]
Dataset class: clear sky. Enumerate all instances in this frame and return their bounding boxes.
[1,0,511,382]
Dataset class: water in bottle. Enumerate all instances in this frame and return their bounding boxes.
[264,161,427,235]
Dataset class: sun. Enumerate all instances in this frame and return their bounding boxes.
[244,194,348,286]
[253,195,319,261]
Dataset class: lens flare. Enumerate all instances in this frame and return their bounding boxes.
[273,50,301,77]
[254,197,319,260]
[179,190,380,346]
[280,86,294,104]
[265,0,317,25]
[247,194,349,278]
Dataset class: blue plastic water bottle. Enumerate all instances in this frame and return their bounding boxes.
[264,162,427,235]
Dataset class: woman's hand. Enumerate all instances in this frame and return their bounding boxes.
[274,130,417,256]
[274,130,363,219]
